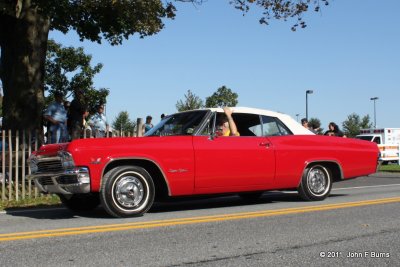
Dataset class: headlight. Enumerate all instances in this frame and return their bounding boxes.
[58,151,75,170]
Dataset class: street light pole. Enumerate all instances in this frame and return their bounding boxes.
[370,97,378,128]
[306,90,313,120]
[296,114,300,122]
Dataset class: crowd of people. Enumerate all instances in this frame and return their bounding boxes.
[45,90,347,144]
[44,89,161,144]
[301,118,346,137]
[44,89,109,144]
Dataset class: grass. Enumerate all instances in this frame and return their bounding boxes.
[0,194,61,211]
[378,164,400,172]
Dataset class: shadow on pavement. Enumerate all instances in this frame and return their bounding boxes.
[4,191,352,219]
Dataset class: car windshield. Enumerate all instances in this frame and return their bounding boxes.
[356,136,373,141]
[145,110,208,136]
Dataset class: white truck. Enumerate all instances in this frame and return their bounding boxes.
[356,128,400,164]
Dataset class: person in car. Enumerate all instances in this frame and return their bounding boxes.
[216,107,240,136]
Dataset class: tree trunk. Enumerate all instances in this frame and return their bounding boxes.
[0,1,49,130]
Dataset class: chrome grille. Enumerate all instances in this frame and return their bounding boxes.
[38,177,54,186]
[57,176,78,184]
[37,158,63,173]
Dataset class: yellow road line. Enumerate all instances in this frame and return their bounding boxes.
[1,197,399,242]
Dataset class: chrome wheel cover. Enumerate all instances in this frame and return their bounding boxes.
[307,166,329,196]
[112,172,146,209]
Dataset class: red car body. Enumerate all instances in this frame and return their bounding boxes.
[29,108,379,217]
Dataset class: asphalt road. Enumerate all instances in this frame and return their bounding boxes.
[0,172,399,266]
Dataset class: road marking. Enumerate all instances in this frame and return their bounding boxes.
[333,183,400,191]
[1,197,400,242]
[2,184,399,215]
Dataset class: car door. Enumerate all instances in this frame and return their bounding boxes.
[193,112,275,193]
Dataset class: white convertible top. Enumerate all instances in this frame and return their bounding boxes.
[205,107,314,135]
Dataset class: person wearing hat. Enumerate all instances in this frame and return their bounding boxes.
[44,91,68,143]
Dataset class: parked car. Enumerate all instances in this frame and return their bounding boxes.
[28,107,379,218]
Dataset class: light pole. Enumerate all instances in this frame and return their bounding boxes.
[296,114,300,122]
[306,90,313,120]
[370,97,378,128]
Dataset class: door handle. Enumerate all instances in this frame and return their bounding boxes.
[259,142,270,148]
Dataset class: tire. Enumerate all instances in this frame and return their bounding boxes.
[100,166,155,218]
[297,164,332,201]
[58,193,100,212]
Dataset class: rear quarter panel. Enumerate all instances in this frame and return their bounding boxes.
[270,135,379,189]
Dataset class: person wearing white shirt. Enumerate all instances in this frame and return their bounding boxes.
[88,104,109,138]
[44,92,68,143]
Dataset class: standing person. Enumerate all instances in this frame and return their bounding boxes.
[301,118,310,129]
[301,118,318,134]
[88,104,109,138]
[82,107,92,138]
[142,115,153,134]
[68,89,87,140]
[324,122,344,137]
[44,91,68,143]
[63,101,71,141]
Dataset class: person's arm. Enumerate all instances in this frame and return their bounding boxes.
[223,107,239,136]
[44,105,59,125]
[44,115,59,125]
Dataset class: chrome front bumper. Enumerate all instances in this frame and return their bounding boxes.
[27,167,91,194]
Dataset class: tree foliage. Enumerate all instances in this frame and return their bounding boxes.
[205,86,238,108]
[342,113,372,138]
[176,90,204,112]
[45,40,109,113]
[112,111,136,134]
[230,0,329,31]
[0,0,328,129]
[308,117,323,134]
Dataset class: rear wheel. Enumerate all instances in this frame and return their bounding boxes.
[100,166,155,218]
[297,165,332,201]
[58,193,100,212]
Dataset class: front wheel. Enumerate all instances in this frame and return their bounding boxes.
[100,166,155,218]
[297,165,332,201]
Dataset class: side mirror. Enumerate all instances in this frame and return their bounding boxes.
[208,132,218,141]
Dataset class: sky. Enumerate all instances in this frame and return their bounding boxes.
[49,0,400,129]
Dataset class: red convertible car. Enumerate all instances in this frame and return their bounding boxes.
[28,107,379,218]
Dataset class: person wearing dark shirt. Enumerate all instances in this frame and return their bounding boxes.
[324,122,344,137]
[68,89,87,140]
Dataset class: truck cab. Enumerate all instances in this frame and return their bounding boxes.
[356,128,400,164]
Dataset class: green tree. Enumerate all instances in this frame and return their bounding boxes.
[205,86,238,108]
[360,114,372,129]
[112,111,136,134]
[0,0,328,130]
[176,90,204,112]
[308,117,323,134]
[45,40,109,113]
[342,113,372,138]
